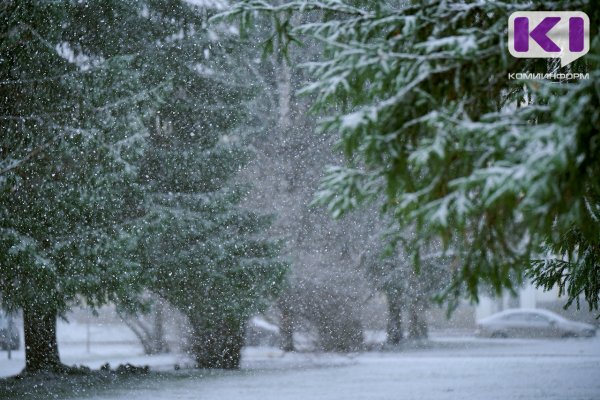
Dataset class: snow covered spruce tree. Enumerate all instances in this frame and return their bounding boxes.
[136,3,287,369]
[0,1,157,373]
[218,1,600,311]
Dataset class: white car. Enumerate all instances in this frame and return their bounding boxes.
[476,308,596,338]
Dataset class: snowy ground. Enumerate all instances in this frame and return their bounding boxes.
[1,323,599,399]
[0,319,187,378]
[84,338,600,400]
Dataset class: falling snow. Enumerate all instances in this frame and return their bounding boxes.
[1,0,599,399]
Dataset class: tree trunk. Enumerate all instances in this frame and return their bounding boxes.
[278,297,295,352]
[23,305,63,373]
[191,319,245,369]
[150,300,169,354]
[386,288,404,345]
[407,297,428,339]
[276,59,292,130]
[120,299,170,355]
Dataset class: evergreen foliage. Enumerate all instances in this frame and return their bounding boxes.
[0,0,286,372]
[132,1,287,369]
[0,0,156,372]
[217,0,600,311]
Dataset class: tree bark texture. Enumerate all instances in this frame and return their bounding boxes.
[385,288,404,344]
[190,319,245,369]
[23,305,63,373]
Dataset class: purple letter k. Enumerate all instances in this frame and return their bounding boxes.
[514,17,561,52]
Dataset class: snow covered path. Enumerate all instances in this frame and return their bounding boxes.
[44,337,600,400]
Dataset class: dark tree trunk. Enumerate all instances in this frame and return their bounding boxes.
[386,288,404,345]
[191,320,245,369]
[23,305,63,373]
[278,297,295,352]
